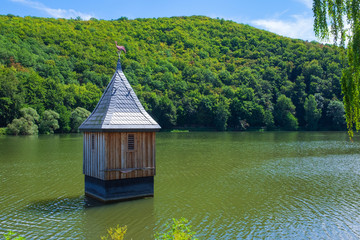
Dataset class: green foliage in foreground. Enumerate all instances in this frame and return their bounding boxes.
[313,0,360,137]
[0,15,347,131]
[3,218,197,240]
[0,127,7,135]
[155,218,198,240]
[101,225,127,240]
[3,231,25,240]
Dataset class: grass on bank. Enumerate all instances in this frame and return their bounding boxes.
[170,129,190,133]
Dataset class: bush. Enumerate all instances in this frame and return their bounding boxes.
[39,110,60,134]
[7,107,39,135]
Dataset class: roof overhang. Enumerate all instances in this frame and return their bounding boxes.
[79,124,161,132]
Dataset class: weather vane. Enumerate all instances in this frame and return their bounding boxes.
[115,41,126,59]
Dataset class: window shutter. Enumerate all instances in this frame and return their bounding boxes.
[128,134,135,150]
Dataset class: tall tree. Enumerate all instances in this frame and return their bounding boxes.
[70,107,91,133]
[326,99,347,130]
[313,0,360,137]
[304,94,322,130]
[273,95,298,130]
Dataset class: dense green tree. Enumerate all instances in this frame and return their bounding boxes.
[39,110,60,134]
[274,95,298,130]
[264,110,275,129]
[229,98,265,128]
[55,105,71,133]
[214,99,230,131]
[70,107,91,133]
[291,75,306,125]
[152,95,177,128]
[0,65,23,126]
[326,100,346,130]
[304,94,322,130]
[0,15,346,131]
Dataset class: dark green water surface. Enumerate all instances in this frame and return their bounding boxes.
[1,132,360,239]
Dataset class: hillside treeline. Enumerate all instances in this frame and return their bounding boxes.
[0,15,347,133]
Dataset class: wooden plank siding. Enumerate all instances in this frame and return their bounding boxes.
[83,132,156,181]
[82,132,105,180]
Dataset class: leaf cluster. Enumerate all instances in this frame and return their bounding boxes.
[155,218,198,240]
[100,225,127,240]
[313,0,360,136]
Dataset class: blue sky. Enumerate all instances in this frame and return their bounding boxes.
[2,0,318,42]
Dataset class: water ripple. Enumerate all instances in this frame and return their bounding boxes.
[1,132,360,239]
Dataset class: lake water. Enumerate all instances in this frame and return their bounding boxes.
[1,132,360,239]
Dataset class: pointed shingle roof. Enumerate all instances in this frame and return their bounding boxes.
[79,60,161,132]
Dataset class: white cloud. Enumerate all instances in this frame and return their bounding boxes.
[251,14,319,42]
[11,0,94,20]
[296,0,312,9]
[248,0,319,41]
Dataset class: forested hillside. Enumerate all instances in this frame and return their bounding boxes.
[0,15,347,133]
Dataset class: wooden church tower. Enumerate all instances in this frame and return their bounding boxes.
[79,47,161,202]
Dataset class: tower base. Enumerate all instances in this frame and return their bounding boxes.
[85,175,154,202]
